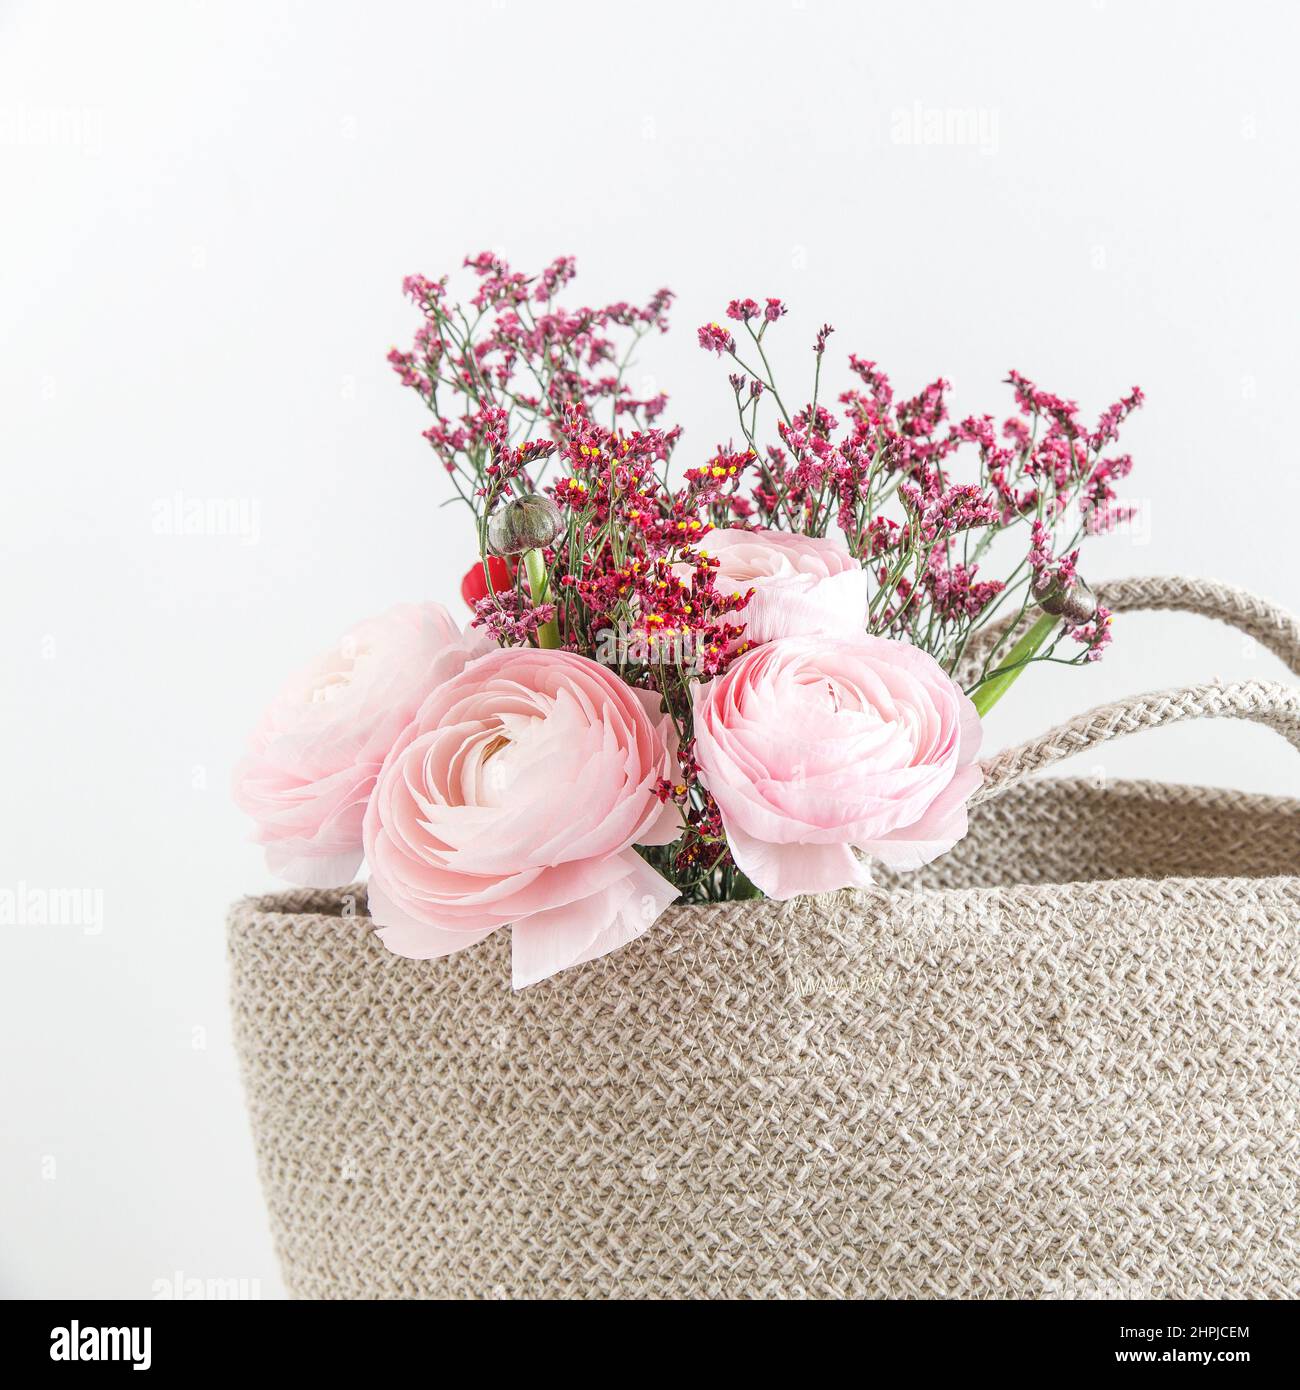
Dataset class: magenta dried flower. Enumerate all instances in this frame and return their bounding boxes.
[698,322,736,355]
[471,590,558,647]
[389,251,1145,903]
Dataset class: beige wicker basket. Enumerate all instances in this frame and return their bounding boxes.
[228,576,1300,1299]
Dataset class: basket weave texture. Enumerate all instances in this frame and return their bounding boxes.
[228,576,1300,1299]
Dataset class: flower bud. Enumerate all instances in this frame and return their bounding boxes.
[487,495,563,557]
[1038,576,1097,626]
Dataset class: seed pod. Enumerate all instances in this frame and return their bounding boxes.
[1038,576,1097,626]
[487,495,564,557]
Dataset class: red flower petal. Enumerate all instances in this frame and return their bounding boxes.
[460,555,514,609]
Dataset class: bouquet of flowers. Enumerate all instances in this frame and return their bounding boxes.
[235,252,1142,987]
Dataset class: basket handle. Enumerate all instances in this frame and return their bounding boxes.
[1094,575,1300,675]
[968,576,1300,806]
[958,574,1300,686]
[973,678,1300,806]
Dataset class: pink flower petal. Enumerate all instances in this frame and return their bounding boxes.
[725,823,873,901]
[370,875,499,960]
[234,602,490,886]
[264,844,363,889]
[361,648,680,984]
[858,762,983,870]
[509,851,678,988]
[694,632,982,897]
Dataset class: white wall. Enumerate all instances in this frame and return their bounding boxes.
[2,0,1297,1298]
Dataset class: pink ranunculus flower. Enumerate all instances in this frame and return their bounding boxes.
[234,603,492,888]
[692,634,982,900]
[691,526,869,645]
[363,648,682,988]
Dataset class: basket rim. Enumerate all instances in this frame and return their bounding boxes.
[982,774,1300,816]
[229,776,1300,929]
[230,872,1300,926]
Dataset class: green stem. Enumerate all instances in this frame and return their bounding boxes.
[523,548,560,649]
[969,612,1060,718]
[729,869,763,901]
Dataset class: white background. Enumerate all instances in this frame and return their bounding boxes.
[2,0,1297,1298]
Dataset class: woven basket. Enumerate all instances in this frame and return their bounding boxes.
[229,576,1300,1299]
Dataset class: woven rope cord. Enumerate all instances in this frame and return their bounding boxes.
[971,576,1300,804]
[1097,574,1300,674]
[957,573,1300,686]
[226,575,1300,1300]
[229,778,1300,1299]
[974,679,1300,805]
